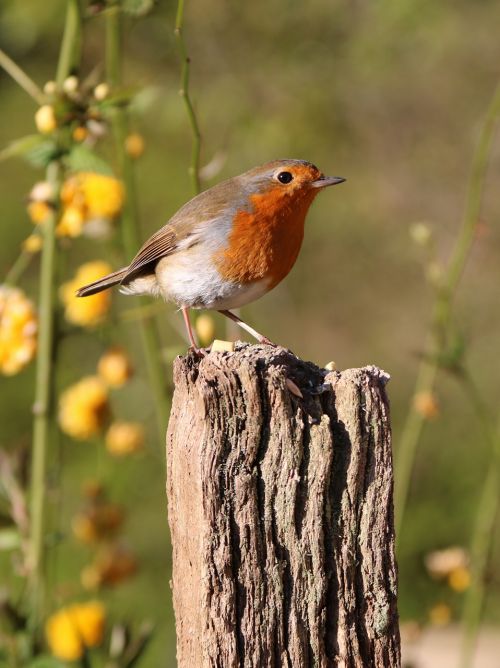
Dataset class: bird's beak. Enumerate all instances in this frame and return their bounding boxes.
[311,175,346,188]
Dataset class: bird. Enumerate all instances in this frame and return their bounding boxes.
[76,159,345,350]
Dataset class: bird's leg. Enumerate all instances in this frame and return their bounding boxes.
[181,306,204,355]
[218,309,275,346]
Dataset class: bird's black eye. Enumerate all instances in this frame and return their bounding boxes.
[277,171,293,184]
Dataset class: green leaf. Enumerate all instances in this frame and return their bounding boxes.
[0,135,47,162]
[122,0,155,17]
[25,140,61,168]
[65,145,113,175]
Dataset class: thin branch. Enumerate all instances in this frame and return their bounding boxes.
[394,82,500,538]
[0,49,44,104]
[55,0,82,87]
[174,0,202,194]
[4,251,34,287]
[28,0,82,634]
[105,4,170,442]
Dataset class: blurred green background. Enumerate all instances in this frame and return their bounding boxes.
[1,0,500,665]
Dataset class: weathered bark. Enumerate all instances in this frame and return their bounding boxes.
[166,343,400,668]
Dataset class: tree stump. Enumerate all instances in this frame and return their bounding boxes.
[166,343,400,668]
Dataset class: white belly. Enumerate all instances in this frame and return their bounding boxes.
[155,250,270,309]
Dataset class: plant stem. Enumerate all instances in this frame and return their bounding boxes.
[4,250,34,286]
[0,49,44,104]
[459,369,500,667]
[175,0,202,195]
[394,83,500,540]
[106,5,169,441]
[28,161,59,630]
[29,0,82,633]
[56,0,82,87]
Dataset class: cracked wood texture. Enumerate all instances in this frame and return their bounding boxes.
[166,343,400,668]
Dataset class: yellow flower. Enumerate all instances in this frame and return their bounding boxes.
[22,234,43,254]
[448,566,471,592]
[57,205,85,237]
[195,314,216,347]
[58,172,124,238]
[413,391,439,420]
[97,347,133,387]
[0,286,37,375]
[125,133,145,159]
[45,601,105,661]
[35,105,57,134]
[73,126,88,142]
[105,421,145,456]
[60,261,112,327]
[58,376,109,440]
[27,201,51,225]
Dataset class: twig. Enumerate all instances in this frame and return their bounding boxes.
[394,82,500,538]
[55,0,82,87]
[4,251,34,287]
[29,0,82,633]
[0,48,44,104]
[459,369,500,668]
[29,161,60,630]
[174,0,202,195]
[105,5,170,441]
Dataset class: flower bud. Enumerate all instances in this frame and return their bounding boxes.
[35,105,57,134]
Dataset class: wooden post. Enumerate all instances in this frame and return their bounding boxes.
[166,343,400,668]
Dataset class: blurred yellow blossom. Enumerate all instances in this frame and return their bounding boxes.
[57,205,85,237]
[195,313,216,347]
[81,545,138,590]
[57,172,124,237]
[428,602,451,626]
[94,82,109,100]
[413,391,439,420]
[35,104,56,134]
[27,201,52,225]
[45,601,105,661]
[125,132,145,158]
[60,261,112,327]
[0,286,37,375]
[448,566,471,592]
[58,376,109,440]
[97,346,133,387]
[72,503,124,544]
[22,234,43,254]
[105,421,145,456]
[72,126,88,142]
[63,75,79,94]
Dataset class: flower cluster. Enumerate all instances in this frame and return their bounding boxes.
[58,346,144,454]
[58,172,125,237]
[60,260,113,327]
[0,286,37,375]
[45,600,105,661]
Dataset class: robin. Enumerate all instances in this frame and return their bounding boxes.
[77,159,345,350]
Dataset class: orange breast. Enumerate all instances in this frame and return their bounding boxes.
[215,186,317,288]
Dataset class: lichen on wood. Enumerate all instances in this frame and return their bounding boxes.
[166,343,400,667]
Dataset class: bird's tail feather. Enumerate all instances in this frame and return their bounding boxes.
[76,267,128,297]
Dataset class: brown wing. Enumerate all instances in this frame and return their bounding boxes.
[123,224,178,280]
[120,172,243,284]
